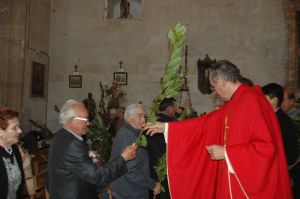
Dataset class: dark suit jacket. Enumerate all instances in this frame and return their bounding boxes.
[147,113,177,180]
[111,122,156,198]
[147,113,177,199]
[48,128,127,199]
[276,109,299,165]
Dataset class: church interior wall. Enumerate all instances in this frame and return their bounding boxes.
[22,0,51,131]
[0,0,289,132]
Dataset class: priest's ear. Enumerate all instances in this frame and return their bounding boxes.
[216,77,226,88]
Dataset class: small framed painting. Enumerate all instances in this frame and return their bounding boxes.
[31,62,45,97]
[69,75,82,88]
[113,72,128,85]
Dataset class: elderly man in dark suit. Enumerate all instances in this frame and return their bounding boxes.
[111,103,161,199]
[48,99,137,199]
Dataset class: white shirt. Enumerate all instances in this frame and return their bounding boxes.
[64,127,83,141]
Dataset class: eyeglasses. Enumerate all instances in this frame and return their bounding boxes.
[73,117,89,122]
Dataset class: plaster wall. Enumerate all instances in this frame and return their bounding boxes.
[0,0,26,110]
[22,0,51,130]
[0,0,51,130]
[46,0,286,131]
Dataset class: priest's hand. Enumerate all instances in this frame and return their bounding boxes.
[121,143,137,161]
[206,145,225,160]
[144,122,165,136]
[153,182,162,195]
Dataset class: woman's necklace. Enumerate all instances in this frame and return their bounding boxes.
[5,147,12,155]
[3,146,15,164]
[0,143,13,155]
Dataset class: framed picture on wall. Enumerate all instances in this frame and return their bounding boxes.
[31,62,45,97]
[69,75,82,88]
[113,72,128,85]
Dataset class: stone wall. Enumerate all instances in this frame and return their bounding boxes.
[45,0,287,131]
[0,0,26,110]
[0,0,290,132]
[0,0,51,130]
[22,0,51,130]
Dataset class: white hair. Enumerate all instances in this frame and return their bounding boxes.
[124,103,145,120]
[59,99,82,125]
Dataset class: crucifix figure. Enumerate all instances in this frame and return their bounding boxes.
[120,0,130,18]
[119,61,123,69]
[74,65,79,72]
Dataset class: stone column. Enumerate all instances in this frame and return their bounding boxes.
[0,0,27,111]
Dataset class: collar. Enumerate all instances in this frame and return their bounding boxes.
[63,127,83,141]
[123,122,140,137]
[230,84,262,100]
[0,145,15,158]
[157,112,177,121]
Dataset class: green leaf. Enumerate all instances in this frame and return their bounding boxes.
[148,24,187,194]
[135,133,147,147]
[154,153,167,191]
[170,46,182,59]
[147,112,158,123]
[87,114,112,164]
[167,57,181,68]
[167,30,176,44]
[174,23,187,36]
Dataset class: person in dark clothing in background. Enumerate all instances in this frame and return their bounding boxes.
[175,106,185,119]
[147,97,177,199]
[108,107,125,139]
[262,83,300,198]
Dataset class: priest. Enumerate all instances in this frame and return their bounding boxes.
[146,60,292,199]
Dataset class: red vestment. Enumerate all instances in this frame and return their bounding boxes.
[167,84,292,199]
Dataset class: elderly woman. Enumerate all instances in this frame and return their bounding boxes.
[0,107,24,199]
